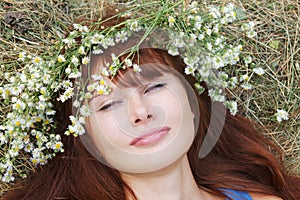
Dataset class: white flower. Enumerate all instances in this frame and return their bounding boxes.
[85,92,93,99]
[92,49,104,54]
[168,16,176,26]
[209,6,221,19]
[87,83,96,92]
[78,46,85,54]
[73,100,80,108]
[247,30,257,38]
[59,87,74,102]
[198,34,205,40]
[46,110,56,116]
[124,58,133,67]
[241,83,252,90]
[276,109,289,123]
[52,141,63,151]
[80,105,92,117]
[73,23,81,30]
[18,52,26,61]
[101,68,109,77]
[206,42,213,51]
[19,73,27,83]
[68,118,85,136]
[2,172,15,183]
[82,57,90,65]
[185,65,196,75]
[32,56,42,65]
[115,30,128,43]
[62,38,76,47]
[208,88,225,102]
[12,99,26,111]
[69,71,82,78]
[24,143,34,153]
[129,20,141,32]
[244,55,252,65]
[225,101,238,115]
[253,67,265,76]
[82,25,89,32]
[205,27,212,35]
[71,56,79,65]
[57,55,66,63]
[65,67,71,74]
[133,64,142,73]
[227,77,238,89]
[240,74,250,82]
[168,46,179,56]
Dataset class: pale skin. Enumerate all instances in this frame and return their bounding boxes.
[122,154,283,200]
[86,64,283,200]
[122,154,220,200]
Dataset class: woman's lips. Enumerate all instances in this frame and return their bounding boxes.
[130,126,171,146]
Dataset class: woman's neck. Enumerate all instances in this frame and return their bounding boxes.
[121,154,214,200]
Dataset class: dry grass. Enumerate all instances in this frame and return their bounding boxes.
[234,0,300,174]
[0,0,299,195]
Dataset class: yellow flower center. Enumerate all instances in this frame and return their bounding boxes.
[100,79,105,85]
[19,53,24,59]
[55,143,61,149]
[57,57,64,63]
[34,57,40,63]
[32,159,38,164]
[98,89,104,95]
[15,103,21,109]
[36,117,42,122]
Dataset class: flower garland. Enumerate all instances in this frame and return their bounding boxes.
[0,0,263,183]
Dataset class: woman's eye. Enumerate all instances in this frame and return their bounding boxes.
[144,83,166,94]
[99,100,122,111]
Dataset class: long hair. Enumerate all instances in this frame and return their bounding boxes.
[4,47,300,200]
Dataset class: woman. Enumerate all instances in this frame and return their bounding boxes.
[4,45,300,200]
[3,3,300,200]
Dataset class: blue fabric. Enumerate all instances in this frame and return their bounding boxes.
[222,189,252,200]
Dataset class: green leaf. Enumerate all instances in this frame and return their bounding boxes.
[235,8,247,20]
[268,40,280,49]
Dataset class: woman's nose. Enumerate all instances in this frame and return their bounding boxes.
[128,92,153,126]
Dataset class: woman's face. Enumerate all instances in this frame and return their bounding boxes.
[85,64,198,173]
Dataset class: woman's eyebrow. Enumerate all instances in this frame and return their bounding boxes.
[89,93,111,104]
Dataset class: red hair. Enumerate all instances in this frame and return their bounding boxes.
[4,48,300,200]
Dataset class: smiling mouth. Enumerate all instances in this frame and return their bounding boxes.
[129,126,171,146]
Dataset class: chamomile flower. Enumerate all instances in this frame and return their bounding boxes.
[18,52,26,61]
[71,56,79,65]
[115,30,129,43]
[133,64,142,73]
[52,141,63,151]
[276,109,289,123]
[124,58,133,67]
[253,67,265,76]
[32,56,42,65]
[129,20,141,32]
[82,57,90,65]
[80,105,92,117]
[244,56,252,65]
[78,46,86,55]
[185,65,196,75]
[73,100,80,108]
[168,16,176,26]
[57,55,66,63]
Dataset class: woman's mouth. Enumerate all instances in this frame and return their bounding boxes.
[130,126,171,146]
